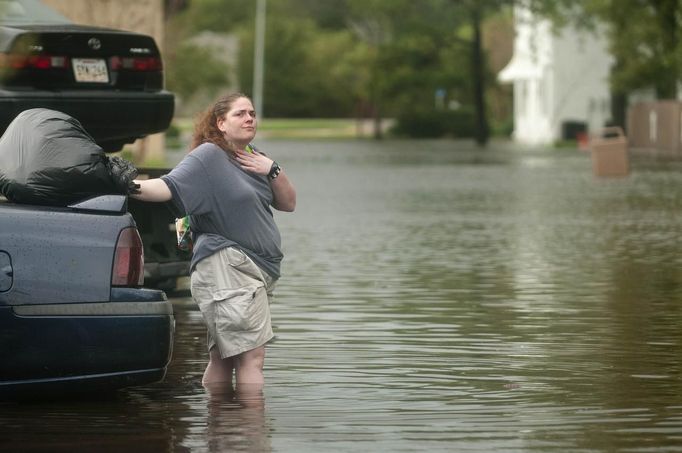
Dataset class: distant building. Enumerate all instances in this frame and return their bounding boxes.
[498,7,613,145]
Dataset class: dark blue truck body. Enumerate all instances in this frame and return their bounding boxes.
[0,195,174,397]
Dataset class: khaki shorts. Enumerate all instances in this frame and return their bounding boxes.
[190,247,276,359]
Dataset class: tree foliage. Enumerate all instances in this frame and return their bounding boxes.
[239,15,361,117]
[526,0,682,127]
[165,42,231,106]
[164,0,682,141]
[164,0,513,143]
[586,0,680,99]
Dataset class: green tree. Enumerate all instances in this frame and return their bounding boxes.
[167,0,361,118]
[594,0,680,99]
[165,0,515,144]
[165,42,231,107]
[344,0,400,138]
[237,8,361,117]
[345,0,513,144]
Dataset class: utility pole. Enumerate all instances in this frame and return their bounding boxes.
[253,0,266,118]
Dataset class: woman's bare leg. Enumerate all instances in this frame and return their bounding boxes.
[234,346,266,385]
[202,347,234,386]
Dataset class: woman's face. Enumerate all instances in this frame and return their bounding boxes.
[217,97,257,146]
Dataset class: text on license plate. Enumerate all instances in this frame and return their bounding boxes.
[72,58,109,83]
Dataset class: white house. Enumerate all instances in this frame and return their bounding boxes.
[498,7,613,145]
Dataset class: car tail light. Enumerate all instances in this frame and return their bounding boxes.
[109,56,162,72]
[112,227,144,287]
[0,53,68,69]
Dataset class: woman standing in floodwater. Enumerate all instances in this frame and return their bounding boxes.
[132,92,296,389]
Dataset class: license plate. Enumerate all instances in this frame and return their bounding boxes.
[72,58,109,83]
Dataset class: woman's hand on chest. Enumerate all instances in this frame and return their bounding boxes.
[234,149,273,176]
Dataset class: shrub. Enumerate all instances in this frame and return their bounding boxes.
[165,123,181,139]
[392,108,475,138]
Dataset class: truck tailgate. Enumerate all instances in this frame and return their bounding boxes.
[0,196,135,305]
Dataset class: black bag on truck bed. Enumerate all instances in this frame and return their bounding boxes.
[0,108,134,206]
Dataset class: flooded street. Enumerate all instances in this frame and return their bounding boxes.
[4,139,682,451]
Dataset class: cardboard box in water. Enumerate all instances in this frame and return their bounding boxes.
[590,127,629,177]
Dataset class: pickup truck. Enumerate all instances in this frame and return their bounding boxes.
[0,194,175,396]
[0,0,187,290]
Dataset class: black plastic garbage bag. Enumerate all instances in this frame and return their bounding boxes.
[0,108,138,206]
[106,154,140,195]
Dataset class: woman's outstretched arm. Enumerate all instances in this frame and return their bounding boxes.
[130,178,173,202]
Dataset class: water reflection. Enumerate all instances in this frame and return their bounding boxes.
[204,384,271,452]
[3,141,682,452]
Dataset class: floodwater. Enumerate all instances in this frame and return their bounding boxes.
[4,139,682,452]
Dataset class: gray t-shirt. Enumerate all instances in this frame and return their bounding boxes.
[160,142,282,279]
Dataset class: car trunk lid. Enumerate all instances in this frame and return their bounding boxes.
[0,25,163,91]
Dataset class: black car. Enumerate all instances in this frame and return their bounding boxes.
[0,0,174,151]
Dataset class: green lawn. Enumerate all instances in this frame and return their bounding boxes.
[259,118,360,139]
[173,117,376,139]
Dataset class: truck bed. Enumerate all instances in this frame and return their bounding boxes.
[130,167,191,290]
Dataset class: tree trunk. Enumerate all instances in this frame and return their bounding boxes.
[370,73,383,140]
[372,110,383,140]
[471,6,489,147]
[654,0,678,99]
[610,89,627,132]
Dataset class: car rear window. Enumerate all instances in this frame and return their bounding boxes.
[0,0,70,25]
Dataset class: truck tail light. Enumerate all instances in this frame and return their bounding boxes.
[112,227,144,286]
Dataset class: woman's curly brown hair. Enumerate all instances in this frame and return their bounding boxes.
[190,92,250,154]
